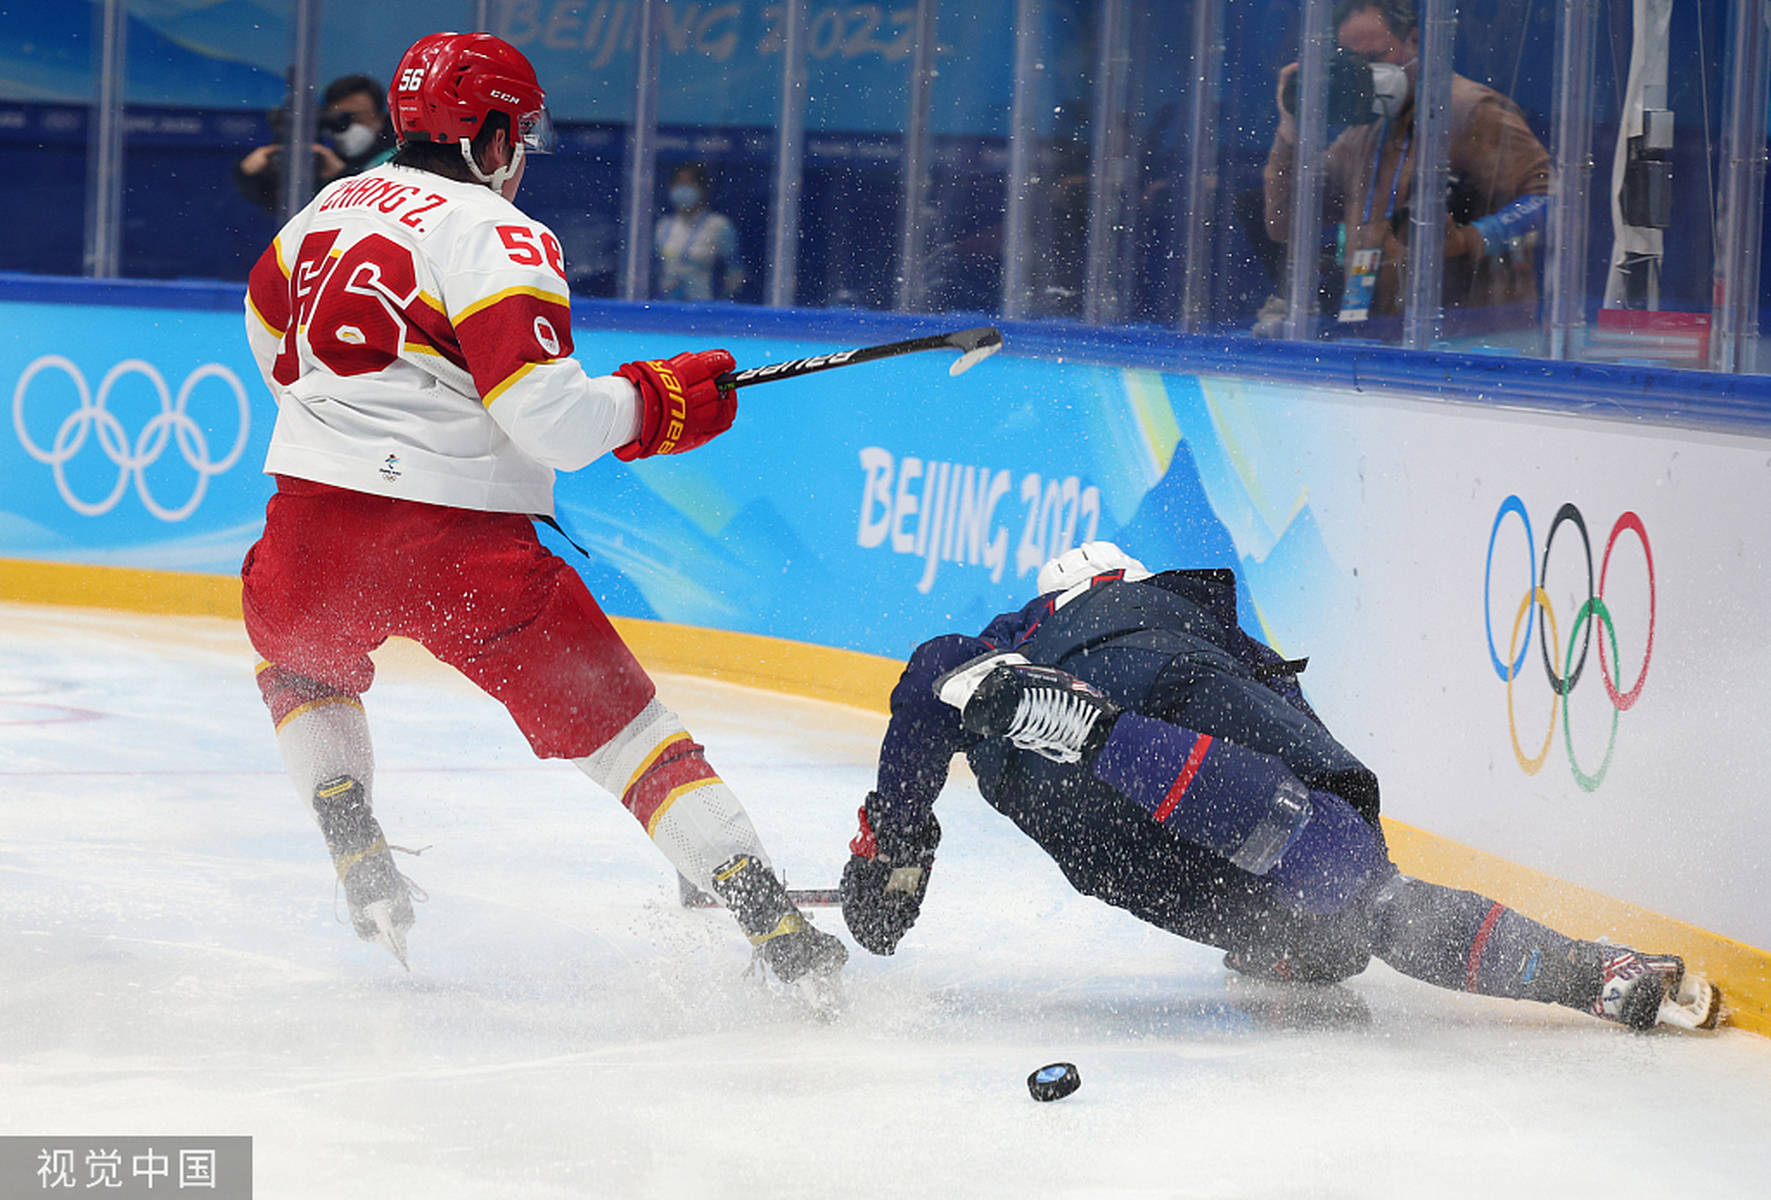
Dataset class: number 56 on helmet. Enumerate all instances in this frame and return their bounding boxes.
[387,32,555,163]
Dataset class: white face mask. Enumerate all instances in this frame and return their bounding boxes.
[332,121,376,159]
[1370,62,1409,120]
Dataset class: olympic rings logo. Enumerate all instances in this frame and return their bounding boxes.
[1483,495,1655,791]
[11,355,251,522]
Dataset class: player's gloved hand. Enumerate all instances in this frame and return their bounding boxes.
[613,349,737,461]
[840,793,940,956]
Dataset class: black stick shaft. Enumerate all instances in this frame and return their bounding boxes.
[679,887,843,909]
[715,328,994,389]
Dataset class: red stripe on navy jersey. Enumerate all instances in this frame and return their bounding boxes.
[1014,597,1059,648]
[455,291,576,402]
[1465,902,1508,991]
[1151,734,1214,823]
[621,739,717,829]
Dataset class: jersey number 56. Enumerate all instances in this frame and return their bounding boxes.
[273,230,421,384]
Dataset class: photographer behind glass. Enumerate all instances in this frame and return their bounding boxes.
[1262,1,1551,330]
[234,75,398,216]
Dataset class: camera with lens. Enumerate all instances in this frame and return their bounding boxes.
[1282,48,1387,128]
[1388,170,1485,237]
[266,104,353,142]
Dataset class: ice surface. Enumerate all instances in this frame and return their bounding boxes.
[2,602,1768,1199]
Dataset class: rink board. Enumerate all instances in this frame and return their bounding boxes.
[3,282,1769,1017]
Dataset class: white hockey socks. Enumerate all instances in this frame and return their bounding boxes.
[274,690,374,808]
[574,699,770,895]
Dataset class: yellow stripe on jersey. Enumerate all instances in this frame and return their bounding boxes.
[454,284,569,324]
[270,235,291,279]
[246,292,284,337]
[482,361,541,408]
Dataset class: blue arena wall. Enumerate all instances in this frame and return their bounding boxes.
[8,272,1768,660]
[4,272,1769,664]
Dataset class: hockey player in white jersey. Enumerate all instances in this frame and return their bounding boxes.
[240,31,845,1001]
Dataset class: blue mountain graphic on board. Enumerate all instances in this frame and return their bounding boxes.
[1117,439,1259,620]
[1241,502,1342,655]
[1116,438,1341,652]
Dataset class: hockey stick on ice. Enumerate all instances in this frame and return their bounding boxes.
[677,873,841,909]
[715,325,1003,390]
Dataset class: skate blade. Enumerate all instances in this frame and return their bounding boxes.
[793,970,846,1022]
[1657,976,1723,1031]
[360,900,411,970]
[1224,975,1371,1031]
[932,651,1027,710]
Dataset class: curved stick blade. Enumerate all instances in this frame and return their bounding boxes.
[948,326,1004,376]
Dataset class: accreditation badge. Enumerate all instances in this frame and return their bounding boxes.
[1338,247,1382,323]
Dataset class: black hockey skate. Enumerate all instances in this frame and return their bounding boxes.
[1585,946,1723,1032]
[934,651,1123,764]
[711,854,847,1016]
[312,775,415,968]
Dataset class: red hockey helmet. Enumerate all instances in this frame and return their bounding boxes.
[387,32,553,154]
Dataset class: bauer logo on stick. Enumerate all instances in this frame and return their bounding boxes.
[717,326,1002,390]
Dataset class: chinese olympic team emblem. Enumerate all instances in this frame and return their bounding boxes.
[1483,495,1654,791]
[11,355,251,522]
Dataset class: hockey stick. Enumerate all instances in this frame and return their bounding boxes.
[716,325,1003,389]
[677,873,841,909]
[679,888,843,910]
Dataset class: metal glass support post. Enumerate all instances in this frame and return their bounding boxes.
[83,0,126,279]
[896,0,938,312]
[1117,3,1157,318]
[1082,0,1131,325]
[767,0,808,308]
[1281,0,1332,341]
[1001,0,1044,319]
[1402,0,1452,349]
[1178,0,1226,332]
[621,0,663,301]
[1710,0,1769,374]
[473,1,494,28]
[279,0,322,227]
[1545,0,1599,360]
[1604,0,1671,308]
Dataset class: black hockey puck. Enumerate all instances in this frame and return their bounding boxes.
[1026,1061,1080,1102]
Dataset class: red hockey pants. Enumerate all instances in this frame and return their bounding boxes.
[241,477,655,758]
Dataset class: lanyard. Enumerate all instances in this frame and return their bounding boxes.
[1360,119,1413,226]
[664,212,713,261]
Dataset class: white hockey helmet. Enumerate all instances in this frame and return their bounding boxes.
[1036,541,1152,597]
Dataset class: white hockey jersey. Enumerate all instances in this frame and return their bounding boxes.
[244,163,640,514]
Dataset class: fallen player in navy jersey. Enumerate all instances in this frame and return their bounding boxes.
[840,542,1721,1032]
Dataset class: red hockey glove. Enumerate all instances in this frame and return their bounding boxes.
[613,349,737,461]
